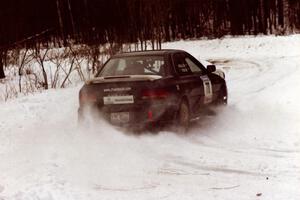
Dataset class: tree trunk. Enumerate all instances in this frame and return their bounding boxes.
[66,0,76,37]
[283,0,289,31]
[278,0,284,27]
[0,51,5,79]
[259,0,266,34]
[56,0,65,44]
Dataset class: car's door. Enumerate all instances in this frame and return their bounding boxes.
[172,53,204,116]
[205,70,224,102]
[184,53,216,105]
[185,54,223,102]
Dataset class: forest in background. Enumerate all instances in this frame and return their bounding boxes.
[0,0,299,86]
[1,0,299,48]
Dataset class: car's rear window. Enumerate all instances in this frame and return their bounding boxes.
[98,56,166,77]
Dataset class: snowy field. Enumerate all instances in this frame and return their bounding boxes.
[0,35,300,200]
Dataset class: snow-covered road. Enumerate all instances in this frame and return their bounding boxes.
[0,35,300,200]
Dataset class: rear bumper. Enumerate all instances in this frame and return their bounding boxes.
[78,102,177,128]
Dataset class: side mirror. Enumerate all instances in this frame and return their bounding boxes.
[207,65,216,73]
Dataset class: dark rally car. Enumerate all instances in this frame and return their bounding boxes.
[78,49,227,130]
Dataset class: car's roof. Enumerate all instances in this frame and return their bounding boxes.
[112,49,185,58]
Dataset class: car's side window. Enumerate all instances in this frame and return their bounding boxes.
[185,57,202,73]
[173,53,192,75]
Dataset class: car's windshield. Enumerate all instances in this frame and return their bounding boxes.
[98,56,165,77]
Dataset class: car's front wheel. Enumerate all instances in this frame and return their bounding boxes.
[216,86,228,105]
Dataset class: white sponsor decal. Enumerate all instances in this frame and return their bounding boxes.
[104,87,131,92]
[200,75,213,104]
[103,95,134,105]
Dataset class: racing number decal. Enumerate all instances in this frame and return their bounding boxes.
[200,75,213,104]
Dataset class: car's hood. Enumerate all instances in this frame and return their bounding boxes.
[200,59,225,79]
[213,69,225,79]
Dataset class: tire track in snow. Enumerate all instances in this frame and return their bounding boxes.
[164,56,300,183]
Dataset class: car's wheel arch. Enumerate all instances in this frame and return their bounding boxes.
[216,83,228,105]
[220,82,227,93]
[175,95,190,117]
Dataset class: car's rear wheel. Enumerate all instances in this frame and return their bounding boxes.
[177,100,190,133]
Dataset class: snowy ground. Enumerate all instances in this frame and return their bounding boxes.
[0,35,300,200]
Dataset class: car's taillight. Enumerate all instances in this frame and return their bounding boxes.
[79,91,97,106]
[142,89,169,99]
[148,110,153,120]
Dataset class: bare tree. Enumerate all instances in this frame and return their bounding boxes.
[0,51,5,79]
[34,44,49,90]
[66,0,76,37]
[18,48,30,92]
[56,0,65,44]
[60,51,75,88]
[283,0,289,31]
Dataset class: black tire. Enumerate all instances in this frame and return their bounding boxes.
[177,100,190,133]
[216,86,228,106]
